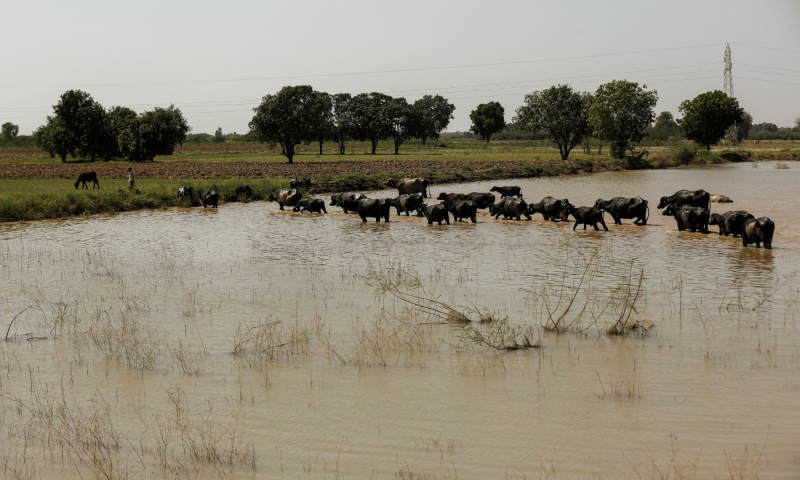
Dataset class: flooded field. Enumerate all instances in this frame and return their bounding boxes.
[1,161,798,479]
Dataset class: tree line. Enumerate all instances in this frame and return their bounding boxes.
[248,86,456,163]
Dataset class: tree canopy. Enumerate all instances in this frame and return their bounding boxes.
[413,95,455,144]
[588,80,658,159]
[384,97,417,154]
[1,122,19,142]
[678,90,743,149]
[514,85,592,160]
[248,85,321,163]
[469,102,506,143]
[350,92,393,154]
[330,93,354,155]
[42,90,107,161]
[652,111,679,140]
[118,106,191,162]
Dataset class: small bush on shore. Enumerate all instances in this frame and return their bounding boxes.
[668,143,700,165]
[650,153,676,168]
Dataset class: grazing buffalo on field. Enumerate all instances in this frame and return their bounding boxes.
[330,192,368,213]
[565,205,608,231]
[672,205,710,233]
[657,189,710,211]
[74,171,99,189]
[742,217,775,249]
[709,211,754,237]
[386,194,424,216]
[418,204,450,225]
[290,178,313,192]
[528,196,572,222]
[176,186,194,205]
[710,194,733,203]
[489,186,522,198]
[268,189,302,211]
[198,190,219,208]
[384,178,431,197]
[294,198,327,214]
[595,197,649,225]
[443,199,478,223]
[235,185,253,200]
[490,198,531,221]
[357,199,391,222]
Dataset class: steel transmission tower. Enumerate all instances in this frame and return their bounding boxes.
[724,43,738,143]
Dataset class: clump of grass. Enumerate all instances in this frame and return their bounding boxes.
[668,142,700,165]
[651,153,676,168]
[775,162,789,169]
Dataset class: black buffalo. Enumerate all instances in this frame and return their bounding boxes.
[443,199,478,223]
[74,171,99,189]
[672,205,710,233]
[176,186,194,205]
[566,205,608,231]
[709,210,754,237]
[437,192,465,203]
[657,189,710,211]
[198,190,219,208]
[235,185,253,200]
[357,199,391,222]
[528,196,572,221]
[295,198,327,214]
[290,178,313,192]
[490,198,531,221]
[268,189,303,211]
[386,194,424,216]
[330,192,368,213]
[418,204,450,225]
[595,197,649,225]
[742,217,775,249]
[490,186,523,198]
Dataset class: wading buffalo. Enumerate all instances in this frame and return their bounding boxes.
[595,197,649,225]
[528,196,572,221]
[268,189,303,211]
[386,194,424,216]
[672,205,710,233]
[437,192,465,203]
[294,198,327,214]
[443,199,478,223]
[330,193,368,213]
[357,198,391,222]
[198,190,219,208]
[176,186,194,205]
[436,192,495,210]
[742,217,775,249]
[566,205,608,231]
[657,189,710,211]
[384,178,431,197]
[489,186,522,198]
[490,198,531,221]
[418,204,450,225]
[709,210,754,237]
[235,185,253,200]
[74,171,99,189]
[290,178,313,192]
[710,194,733,203]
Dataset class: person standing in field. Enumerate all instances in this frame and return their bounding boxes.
[128,167,136,191]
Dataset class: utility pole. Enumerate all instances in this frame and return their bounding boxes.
[724,43,738,144]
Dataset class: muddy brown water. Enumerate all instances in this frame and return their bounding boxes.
[0,161,798,478]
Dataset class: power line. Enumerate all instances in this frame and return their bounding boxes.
[0,44,721,90]
[731,43,800,54]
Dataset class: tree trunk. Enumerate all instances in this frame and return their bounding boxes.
[371,140,378,154]
[394,142,400,154]
[285,144,294,163]
[60,154,66,162]
[319,140,323,155]
[422,137,427,145]
[486,136,491,143]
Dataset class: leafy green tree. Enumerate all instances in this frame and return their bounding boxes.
[40,118,75,162]
[51,90,107,160]
[1,122,19,142]
[308,91,333,155]
[588,80,658,159]
[102,106,137,159]
[249,85,319,163]
[350,92,393,154]
[413,95,455,144]
[118,106,190,162]
[514,85,592,160]
[469,102,505,143]
[383,97,418,155]
[652,111,679,140]
[678,90,743,150]
[331,93,353,155]
[214,127,224,143]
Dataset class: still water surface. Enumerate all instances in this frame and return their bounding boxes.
[0,162,798,478]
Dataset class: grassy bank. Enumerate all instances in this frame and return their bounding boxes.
[0,178,287,223]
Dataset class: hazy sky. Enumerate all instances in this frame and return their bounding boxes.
[2,0,799,135]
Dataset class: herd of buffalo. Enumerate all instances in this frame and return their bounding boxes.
[71,171,775,249]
